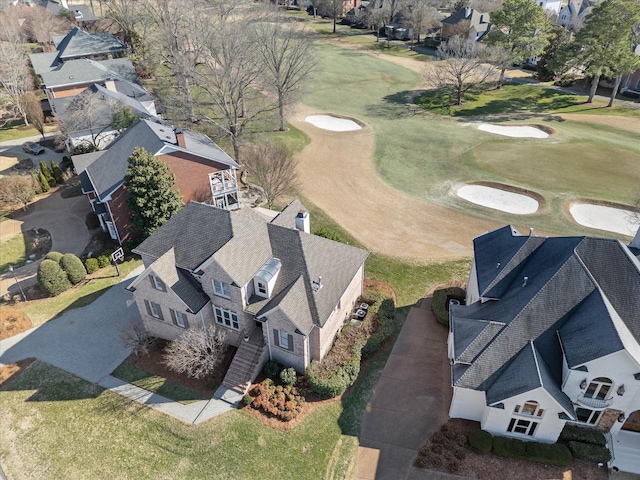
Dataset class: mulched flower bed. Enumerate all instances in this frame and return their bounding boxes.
[415,419,608,480]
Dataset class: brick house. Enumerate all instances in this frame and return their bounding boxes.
[126,200,369,393]
[448,226,640,473]
[72,118,240,244]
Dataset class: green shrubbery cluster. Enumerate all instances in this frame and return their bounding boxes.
[567,442,611,462]
[263,360,282,378]
[84,258,99,274]
[559,424,609,462]
[279,367,297,386]
[432,286,465,326]
[37,251,86,296]
[305,290,395,398]
[470,429,572,467]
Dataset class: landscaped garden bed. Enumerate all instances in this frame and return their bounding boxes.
[415,419,608,480]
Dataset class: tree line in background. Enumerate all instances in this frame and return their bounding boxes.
[425,0,640,107]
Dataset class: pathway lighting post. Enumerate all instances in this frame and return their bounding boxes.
[8,265,27,302]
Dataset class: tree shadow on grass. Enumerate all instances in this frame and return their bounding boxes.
[365,91,423,119]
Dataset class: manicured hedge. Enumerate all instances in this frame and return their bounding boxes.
[37,259,71,296]
[45,251,63,262]
[558,424,606,446]
[306,345,362,399]
[525,441,572,467]
[432,286,465,326]
[469,429,493,454]
[492,436,526,458]
[60,253,87,284]
[361,298,395,359]
[568,442,611,462]
[84,258,99,274]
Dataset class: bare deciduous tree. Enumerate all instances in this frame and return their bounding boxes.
[316,0,346,33]
[163,325,228,379]
[197,19,276,161]
[253,19,318,131]
[103,0,148,53]
[23,6,68,48]
[425,36,497,105]
[59,90,121,150]
[244,141,300,209]
[22,92,45,140]
[0,174,38,210]
[366,3,391,41]
[402,0,441,46]
[120,318,153,356]
[0,15,32,125]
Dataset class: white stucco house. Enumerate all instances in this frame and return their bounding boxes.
[448,226,640,473]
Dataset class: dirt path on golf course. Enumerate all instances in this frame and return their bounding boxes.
[291,105,501,263]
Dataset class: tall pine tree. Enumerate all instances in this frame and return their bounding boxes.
[124,147,183,237]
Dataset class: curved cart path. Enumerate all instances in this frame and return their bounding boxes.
[291,105,500,263]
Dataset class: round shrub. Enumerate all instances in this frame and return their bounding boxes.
[280,367,297,386]
[45,251,63,262]
[60,253,86,284]
[263,360,282,379]
[242,394,253,407]
[37,259,71,296]
[97,254,111,268]
[469,429,493,454]
[432,286,465,326]
[84,257,99,274]
[85,212,100,229]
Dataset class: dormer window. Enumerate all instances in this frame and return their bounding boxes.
[213,279,230,299]
[150,275,166,292]
[254,257,282,299]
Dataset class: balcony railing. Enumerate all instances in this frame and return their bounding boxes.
[209,170,237,194]
[577,394,613,409]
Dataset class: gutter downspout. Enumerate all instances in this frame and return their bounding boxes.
[264,318,272,360]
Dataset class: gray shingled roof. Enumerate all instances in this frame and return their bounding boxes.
[135,200,369,333]
[452,226,640,409]
[29,52,60,75]
[70,4,99,22]
[40,58,136,88]
[54,27,126,60]
[271,199,307,229]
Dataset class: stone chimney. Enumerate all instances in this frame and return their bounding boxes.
[174,127,186,148]
[295,210,310,234]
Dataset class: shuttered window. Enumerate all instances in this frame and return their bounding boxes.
[170,309,189,329]
[273,328,293,352]
[144,300,164,320]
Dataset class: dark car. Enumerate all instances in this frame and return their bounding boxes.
[22,141,45,155]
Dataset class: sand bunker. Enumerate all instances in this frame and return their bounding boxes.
[570,203,639,237]
[457,185,539,215]
[305,115,362,132]
[478,124,549,138]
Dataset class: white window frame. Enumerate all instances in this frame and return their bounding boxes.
[279,330,290,350]
[584,378,613,401]
[507,417,538,436]
[213,279,231,299]
[105,220,117,240]
[257,281,267,296]
[175,310,186,328]
[213,305,239,331]
[149,301,161,319]
[575,407,602,425]
[513,400,545,418]
[151,275,166,292]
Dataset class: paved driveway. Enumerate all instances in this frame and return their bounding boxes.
[0,269,141,383]
[356,298,460,480]
[0,189,92,297]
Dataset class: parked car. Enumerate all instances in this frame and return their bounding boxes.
[22,141,44,155]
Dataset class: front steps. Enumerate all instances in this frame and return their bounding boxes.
[222,329,265,395]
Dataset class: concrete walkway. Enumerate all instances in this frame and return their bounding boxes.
[0,266,243,424]
[0,188,92,297]
[355,298,463,480]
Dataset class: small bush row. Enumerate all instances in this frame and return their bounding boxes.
[244,379,305,422]
[470,429,572,467]
[432,286,465,326]
[361,298,394,359]
[558,424,606,446]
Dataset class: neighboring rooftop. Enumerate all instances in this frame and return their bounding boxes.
[52,27,126,60]
[39,58,137,88]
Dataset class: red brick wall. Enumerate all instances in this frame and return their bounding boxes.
[108,184,138,243]
[157,151,229,204]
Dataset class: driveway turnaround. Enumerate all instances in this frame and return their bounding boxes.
[355,298,462,480]
[0,188,92,297]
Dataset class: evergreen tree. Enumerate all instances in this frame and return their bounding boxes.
[124,147,183,237]
[50,161,64,184]
[38,169,50,192]
[537,26,571,82]
[30,170,42,194]
[38,160,55,186]
[485,0,551,87]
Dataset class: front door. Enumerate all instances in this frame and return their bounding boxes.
[622,410,640,432]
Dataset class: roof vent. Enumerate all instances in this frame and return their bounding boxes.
[529,227,534,236]
[313,276,323,293]
[522,276,529,287]
[496,262,500,268]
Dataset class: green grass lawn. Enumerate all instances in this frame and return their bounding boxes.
[19,258,142,326]
[302,42,640,239]
[111,356,208,405]
[0,231,31,274]
[0,122,57,143]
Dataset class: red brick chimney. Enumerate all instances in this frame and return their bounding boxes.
[174,128,186,147]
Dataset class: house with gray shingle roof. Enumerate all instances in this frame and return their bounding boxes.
[127,200,369,393]
[72,118,240,244]
[448,226,640,473]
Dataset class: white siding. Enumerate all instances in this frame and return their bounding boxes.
[450,387,486,420]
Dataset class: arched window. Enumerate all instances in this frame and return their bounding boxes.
[513,401,544,417]
[584,378,613,400]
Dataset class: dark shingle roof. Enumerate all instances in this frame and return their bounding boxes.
[28,52,60,75]
[40,58,137,88]
[452,226,640,407]
[271,199,307,229]
[53,27,126,60]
